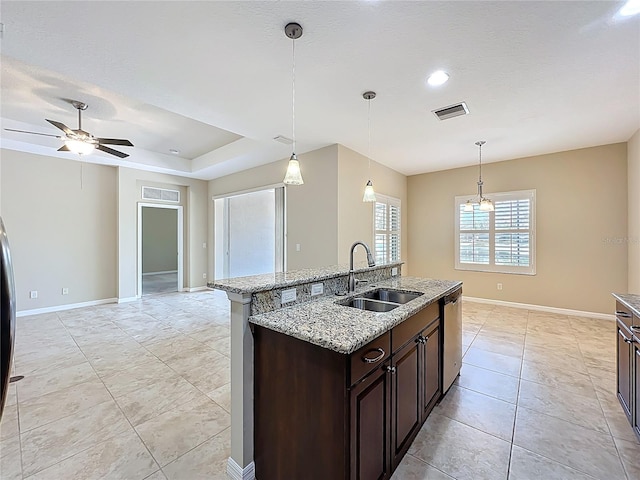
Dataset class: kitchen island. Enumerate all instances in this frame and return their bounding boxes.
[210,263,461,480]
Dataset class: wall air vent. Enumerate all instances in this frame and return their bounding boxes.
[142,186,180,203]
[432,102,470,121]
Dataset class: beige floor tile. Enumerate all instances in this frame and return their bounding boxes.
[19,378,112,432]
[597,391,639,444]
[613,435,640,479]
[520,361,596,398]
[86,346,159,377]
[470,334,524,359]
[0,435,22,480]
[517,379,609,434]
[135,395,230,467]
[116,376,204,427]
[513,407,626,480]
[408,412,510,480]
[455,363,519,404]
[523,346,588,375]
[100,358,178,398]
[144,470,168,480]
[4,384,17,407]
[207,382,231,413]
[166,350,230,393]
[480,322,527,337]
[390,453,455,479]
[27,429,158,480]
[0,402,19,441]
[203,335,231,357]
[509,445,597,479]
[17,361,99,402]
[188,324,230,342]
[462,347,522,377]
[436,385,516,441]
[20,399,132,477]
[143,335,212,363]
[163,427,230,480]
[15,347,88,378]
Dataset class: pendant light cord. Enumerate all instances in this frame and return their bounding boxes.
[478,142,483,183]
[367,97,371,173]
[292,38,296,155]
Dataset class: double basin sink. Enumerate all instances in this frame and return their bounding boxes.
[339,288,423,312]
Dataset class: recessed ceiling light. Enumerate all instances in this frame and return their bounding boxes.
[427,70,449,87]
[619,0,640,16]
[169,149,180,155]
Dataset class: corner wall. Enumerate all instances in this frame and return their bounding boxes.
[407,143,628,314]
[629,129,640,294]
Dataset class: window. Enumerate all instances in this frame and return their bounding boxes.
[374,194,401,264]
[455,189,536,275]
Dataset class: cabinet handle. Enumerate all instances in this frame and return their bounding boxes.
[386,366,397,374]
[616,311,632,318]
[631,326,640,331]
[362,348,385,364]
[624,337,634,344]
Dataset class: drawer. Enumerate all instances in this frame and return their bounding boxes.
[616,301,634,330]
[392,302,439,353]
[349,331,390,387]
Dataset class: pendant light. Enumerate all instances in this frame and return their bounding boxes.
[362,91,377,202]
[464,140,494,212]
[283,22,304,186]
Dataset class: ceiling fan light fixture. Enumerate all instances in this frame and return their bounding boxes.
[64,137,95,155]
[283,153,304,185]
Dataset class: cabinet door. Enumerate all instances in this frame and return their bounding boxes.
[634,344,640,440]
[391,338,421,468]
[350,363,391,480]
[422,321,441,421]
[617,322,632,421]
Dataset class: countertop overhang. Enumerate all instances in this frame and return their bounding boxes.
[249,276,462,354]
[613,293,640,317]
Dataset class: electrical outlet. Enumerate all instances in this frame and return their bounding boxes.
[497,283,503,291]
[203,273,207,279]
[311,283,324,296]
[62,288,69,295]
[281,288,297,304]
[202,242,207,249]
[392,267,398,276]
[296,243,301,252]
[29,290,38,299]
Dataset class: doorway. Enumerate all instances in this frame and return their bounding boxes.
[137,203,184,296]
[214,186,284,279]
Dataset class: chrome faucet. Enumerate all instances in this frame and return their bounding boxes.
[348,241,376,293]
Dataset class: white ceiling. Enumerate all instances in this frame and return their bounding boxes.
[1,1,638,180]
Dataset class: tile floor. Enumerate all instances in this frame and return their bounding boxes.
[0,293,638,479]
[142,273,179,296]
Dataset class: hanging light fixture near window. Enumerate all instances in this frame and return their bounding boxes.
[464,140,494,212]
[362,91,377,202]
[283,22,304,186]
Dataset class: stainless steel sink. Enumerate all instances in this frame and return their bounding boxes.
[340,297,400,312]
[359,289,423,304]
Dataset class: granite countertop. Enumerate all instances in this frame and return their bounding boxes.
[249,276,462,354]
[613,293,640,317]
[209,261,402,294]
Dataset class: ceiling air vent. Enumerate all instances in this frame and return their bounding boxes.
[142,186,180,203]
[433,102,469,121]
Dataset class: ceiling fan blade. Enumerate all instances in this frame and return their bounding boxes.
[58,145,70,152]
[96,144,129,158]
[4,128,62,138]
[45,119,74,136]
[97,138,134,147]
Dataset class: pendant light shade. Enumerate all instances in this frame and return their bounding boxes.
[362,91,377,203]
[464,140,494,212]
[283,23,304,186]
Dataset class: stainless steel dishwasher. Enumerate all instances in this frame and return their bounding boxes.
[442,289,462,393]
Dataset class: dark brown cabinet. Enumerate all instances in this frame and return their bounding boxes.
[617,320,633,420]
[615,300,640,442]
[253,301,442,480]
[635,344,640,439]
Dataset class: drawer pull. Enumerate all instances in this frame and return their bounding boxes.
[631,326,640,331]
[362,348,385,364]
[616,311,632,318]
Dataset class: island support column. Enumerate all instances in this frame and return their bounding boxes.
[226,292,255,480]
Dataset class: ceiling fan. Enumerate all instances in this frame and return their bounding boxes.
[5,101,134,158]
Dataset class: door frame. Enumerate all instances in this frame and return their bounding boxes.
[137,202,184,297]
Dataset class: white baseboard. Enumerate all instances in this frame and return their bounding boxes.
[227,458,255,480]
[17,297,118,317]
[185,286,210,293]
[463,296,615,321]
[118,296,139,304]
[142,270,178,276]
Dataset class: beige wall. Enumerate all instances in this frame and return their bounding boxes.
[407,143,628,314]
[142,207,178,273]
[337,145,408,270]
[0,150,117,311]
[209,145,340,273]
[117,168,208,299]
[629,129,640,294]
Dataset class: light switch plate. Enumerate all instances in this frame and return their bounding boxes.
[392,267,398,276]
[281,288,297,304]
[311,283,324,296]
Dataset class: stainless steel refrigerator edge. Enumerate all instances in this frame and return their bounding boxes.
[1,216,16,421]
[442,289,462,393]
